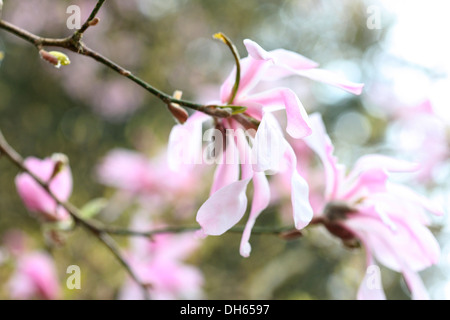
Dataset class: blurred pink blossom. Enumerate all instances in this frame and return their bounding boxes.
[3,231,60,300]
[303,113,442,300]
[388,99,449,183]
[15,155,73,222]
[96,148,206,214]
[8,251,60,300]
[119,216,204,300]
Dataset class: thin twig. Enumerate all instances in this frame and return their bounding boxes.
[0,12,236,118]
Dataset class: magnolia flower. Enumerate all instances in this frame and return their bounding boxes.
[8,250,60,300]
[169,39,363,257]
[119,216,204,300]
[15,154,72,222]
[302,113,442,300]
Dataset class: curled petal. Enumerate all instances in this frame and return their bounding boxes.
[239,172,270,257]
[243,39,319,73]
[284,143,313,229]
[197,178,251,236]
[303,113,341,199]
[243,39,363,95]
[246,88,312,139]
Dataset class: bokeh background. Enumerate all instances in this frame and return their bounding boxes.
[0,0,449,299]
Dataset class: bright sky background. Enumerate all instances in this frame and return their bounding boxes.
[377,0,450,299]
[379,0,450,123]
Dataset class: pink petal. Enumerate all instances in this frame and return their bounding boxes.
[243,39,363,95]
[291,171,314,229]
[239,172,270,257]
[231,121,254,181]
[386,182,444,216]
[284,143,313,229]
[252,112,286,173]
[210,132,240,194]
[340,168,389,202]
[168,112,208,171]
[245,88,312,139]
[357,263,386,300]
[348,155,420,182]
[220,57,269,103]
[9,252,60,300]
[196,178,251,236]
[346,212,440,273]
[96,149,153,193]
[402,268,430,300]
[243,39,319,73]
[295,68,364,95]
[303,113,341,199]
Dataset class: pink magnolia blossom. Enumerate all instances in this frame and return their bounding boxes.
[15,155,73,222]
[170,39,363,257]
[119,216,204,300]
[96,148,206,215]
[302,113,442,300]
[8,251,60,300]
[388,99,449,183]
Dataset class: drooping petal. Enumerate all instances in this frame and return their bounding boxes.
[196,178,251,236]
[402,268,430,300]
[245,88,312,139]
[239,172,270,257]
[357,257,386,300]
[210,129,240,195]
[284,142,313,229]
[291,171,314,229]
[252,111,286,173]
[303,113,341,200]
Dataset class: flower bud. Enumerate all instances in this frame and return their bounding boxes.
[39,50,70,68]
[88,17,100,26]
[168,90,189,124]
